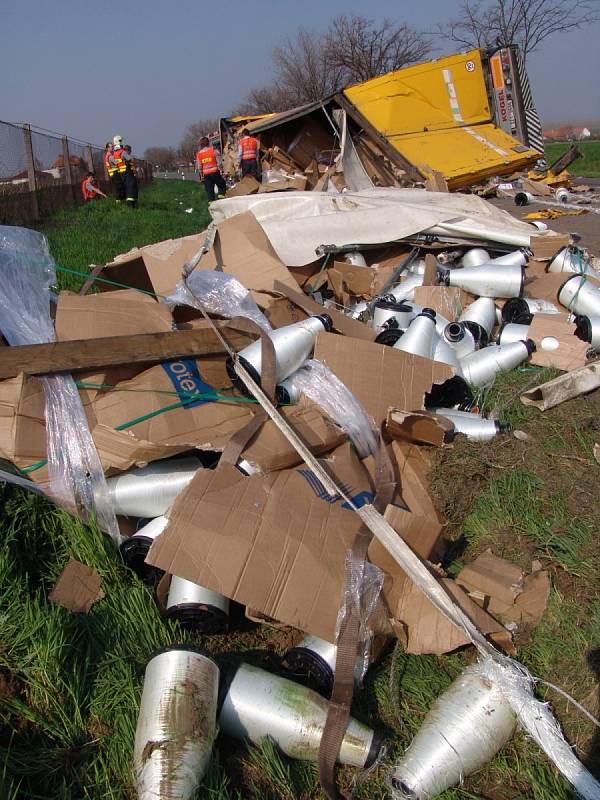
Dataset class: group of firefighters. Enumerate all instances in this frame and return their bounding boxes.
[194,128,259,202]
[80,135,139,207]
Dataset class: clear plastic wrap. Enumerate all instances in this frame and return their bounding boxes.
[261,168,290,185]
[166,270,272,333]
[336,553,386,686]
[0,225,120,543]
[283,359,378,458]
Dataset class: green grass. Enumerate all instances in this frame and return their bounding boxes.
[545,140,600,177]
[1,188,599,798]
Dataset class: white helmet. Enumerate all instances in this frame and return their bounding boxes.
[113,135,123,146]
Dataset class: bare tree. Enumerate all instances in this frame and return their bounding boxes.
[143,146,177,170]
[240,14,432,114]
[179,118,219,162]
[325,15,432,85]
[442,0,600,61]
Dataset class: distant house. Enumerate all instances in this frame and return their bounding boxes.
[544,126,592,141]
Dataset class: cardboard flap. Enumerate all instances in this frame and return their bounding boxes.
[146,444,373,641]
[527,314,590,371]
[91,424,194,473]
[456,550,524,605]
[413,286,474,321]
[386,409,454,446]
[391,441,445,522]
[314,332,454,426]
[49,559,104,613]
[56,290,173,341]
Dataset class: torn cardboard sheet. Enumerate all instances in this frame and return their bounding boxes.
[386,409,454,447]
[146,444,374,641]
[456,550,549,632]
[264,297,309,329]
[527,314,591,371]
[55,289,173,341]
[226,175,260,198]
[314,332,454,425]
[391,441,444,523]
[413,286,474,321]
[49,559,104,613]
[521,362,600,410]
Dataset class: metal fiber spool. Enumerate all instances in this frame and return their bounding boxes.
[106,457,202,518]
[134,645,219,800]
[460,340,535,388]
[164,575,229,633]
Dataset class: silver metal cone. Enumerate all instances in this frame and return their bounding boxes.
[283,635,371,695]
[460,341,531,388]
[441,322,476,360]
[490,250,528,268]
[389,662,516,798]
[432,335,463,374]
[407,258,426,275]
[388,273,424,303]
[528,220,548,231]
[498,322,530,346]
[459,297,497,334]
[523,298,560,314]
[558,275,600,317]
[548,247,600,280]
[461,248,490,268]
[236,316,328,385]
[372,299,416,331]
[166,575,230,615]
[394,313,437,359]
[344,251,367,267]
[555,187,570,203]
[133,515,169,543]
[276,375,303,405]
[514,191,534,206]
[446,262,524,298]
[218,663,377,767]
[577,314,600,348]
[428,407,504,441]
[106,457,202,517]
[134,647,219,800]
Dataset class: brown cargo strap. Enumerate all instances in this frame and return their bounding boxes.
[219,315,276,466]
[318,439,396,800]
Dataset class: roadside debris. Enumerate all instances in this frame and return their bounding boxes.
[49,559,104,613]
[1,185,599,800]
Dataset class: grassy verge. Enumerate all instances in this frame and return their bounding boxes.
[1,189,599,798]
[545,140,600,178]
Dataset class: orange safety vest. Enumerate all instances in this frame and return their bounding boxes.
[103,150,111,175]
[239,135,258,161]
[81,178,96,200]
[197,146,218,175]
[108,146,127,176]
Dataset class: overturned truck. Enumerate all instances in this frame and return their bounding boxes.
[221,46,544,191]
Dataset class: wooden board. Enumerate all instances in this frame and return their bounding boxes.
[0,323,254,379]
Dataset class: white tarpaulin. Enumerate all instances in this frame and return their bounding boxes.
[209,188,546,267]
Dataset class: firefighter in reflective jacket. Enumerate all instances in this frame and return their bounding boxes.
[237,128,259,179]
[122,144,139,208]
[107,135,126,201]
[195,137,226,202]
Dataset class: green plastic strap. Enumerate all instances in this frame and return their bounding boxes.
[54,263,166,299]
[308,253,331,296]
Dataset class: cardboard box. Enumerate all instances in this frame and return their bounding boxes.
[386,409,454,447]
[226,175,260,198]
[258,176,307,193]
[313,332,454,425]
[55,289,173,341]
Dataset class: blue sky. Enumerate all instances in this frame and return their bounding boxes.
[2,0,599,152]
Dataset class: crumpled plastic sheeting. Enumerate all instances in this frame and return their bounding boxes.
[209,187,542,266]
[0,226,120,543]
[284,360,378,458]
[167,270,272,333]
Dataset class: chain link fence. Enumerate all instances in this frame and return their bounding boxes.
[0,120,153,225]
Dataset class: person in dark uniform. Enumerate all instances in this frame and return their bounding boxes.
[195,137,226,202]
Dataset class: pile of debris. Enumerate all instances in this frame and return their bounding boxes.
[1,189,599,800]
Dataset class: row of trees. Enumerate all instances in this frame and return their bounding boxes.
[145,2,599,166]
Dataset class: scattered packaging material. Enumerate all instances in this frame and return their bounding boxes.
[49,559,104,613]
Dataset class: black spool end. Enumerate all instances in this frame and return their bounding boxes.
[375,328,404,347]
[375,297,412,312]
[425,376,472,409]
[420,307,436,320]
[276,384,293,404]
[283,647,334,698]
[525,338,537,355]
[439,269,450,286]
[217,662,240,716]
[515,192,529,206]
[120,536,164,584]
[390,777,418,799]
[364,730,383,769]
[315,313,333,332]
[574,314,592,343]
[518,265,526,298]
[226,354,262,398]
[501,297,528,324]
[496,421,512,434]
[444,322,464,342]
[165,603,229,634]
[462,320,488,348]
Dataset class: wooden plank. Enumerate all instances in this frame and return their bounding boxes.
[0,324,254,379]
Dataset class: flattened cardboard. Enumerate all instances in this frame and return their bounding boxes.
[258,176,307,193]
[313,333,454,426]
[391,441,444,523]
[329,261,375,296]
[530,233,570,261]
[527,314,590,371]
[413,286,474,322]
[200,212,299,305]
[273,282,376,341]
[264,297,309,329]
[146,444,373,641]
[56,289,173,341]
[501,569,550,629]
[92,358,253,452]
[422,254,438,287]
[386,409,454,447]
[49,559,104,613]
[526,271,600,306]
[91,424,194,474]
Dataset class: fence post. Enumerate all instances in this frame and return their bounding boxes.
[86,144,94,175]
[62,136,74,206]
[22,124,39,219]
